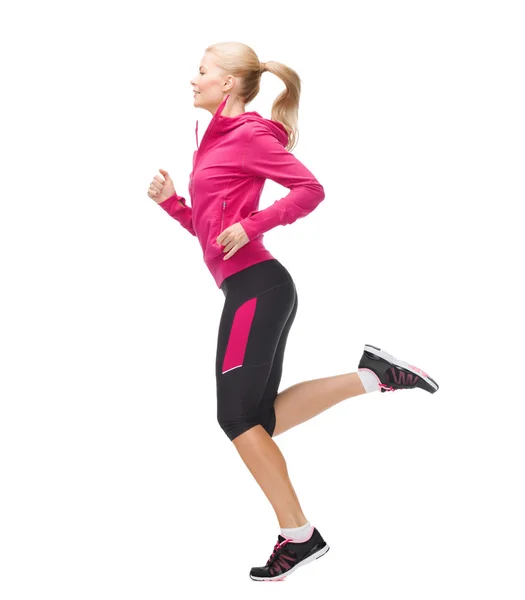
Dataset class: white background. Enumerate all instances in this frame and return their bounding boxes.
[1,0,524,598]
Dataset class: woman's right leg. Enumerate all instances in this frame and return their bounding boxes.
[272,372,367,437]
[254,276,369,438]
[253,279,367,437]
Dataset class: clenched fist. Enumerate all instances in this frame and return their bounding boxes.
[147,168,176,204]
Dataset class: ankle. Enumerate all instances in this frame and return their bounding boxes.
[280,520,314,542]
[279,515,308,529]
[356,369,380,393]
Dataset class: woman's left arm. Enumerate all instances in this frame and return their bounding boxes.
[238,125,325,241]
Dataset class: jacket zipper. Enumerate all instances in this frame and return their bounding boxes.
[220,200,226,231]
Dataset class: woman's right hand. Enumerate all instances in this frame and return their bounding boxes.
[147,168,176,204]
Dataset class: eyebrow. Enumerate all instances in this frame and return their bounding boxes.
[199,66,207,69]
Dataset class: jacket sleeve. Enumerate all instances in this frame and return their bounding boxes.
[158,193,196,236]
[238,126,325,241]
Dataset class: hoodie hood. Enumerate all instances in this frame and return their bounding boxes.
[194,93,288,150]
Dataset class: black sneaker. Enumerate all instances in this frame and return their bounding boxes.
[249,527,330,581]
[358,344,439,394]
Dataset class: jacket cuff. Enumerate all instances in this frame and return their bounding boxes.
[158,193,185,214]
[239,216,260,241]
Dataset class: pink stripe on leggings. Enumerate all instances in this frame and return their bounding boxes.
[222,296,257,373]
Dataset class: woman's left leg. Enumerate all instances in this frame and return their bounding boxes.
[232,425,308,529]
[217,271,307,528]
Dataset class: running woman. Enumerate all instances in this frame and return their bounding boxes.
[147,41,440,582]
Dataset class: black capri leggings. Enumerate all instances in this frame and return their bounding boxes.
[216,258,298,441]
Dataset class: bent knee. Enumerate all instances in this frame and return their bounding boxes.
[216,413,259,441]
[217,412,275,441]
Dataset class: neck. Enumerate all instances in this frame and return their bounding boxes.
[218,95,246,118]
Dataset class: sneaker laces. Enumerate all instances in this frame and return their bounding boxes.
[266,538,290,566]
[379,383,399,392]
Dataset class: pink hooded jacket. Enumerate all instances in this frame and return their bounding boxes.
[158,93,325,288]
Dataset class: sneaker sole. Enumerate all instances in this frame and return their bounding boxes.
[364,344,439,393]
[249,544,330,581]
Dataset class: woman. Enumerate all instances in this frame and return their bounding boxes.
[147,41,439,582]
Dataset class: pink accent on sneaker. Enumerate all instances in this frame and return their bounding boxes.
[358,367,381,382]
[408,364,429,378]
[389,368,419,386]
[283,525,315,543]
[379,383,398,392]
[267,538,290,566]
[269,550,297,576]
[278,554,296,569]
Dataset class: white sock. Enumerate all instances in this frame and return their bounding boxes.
[280,521,314,542]
[357,369,380,393]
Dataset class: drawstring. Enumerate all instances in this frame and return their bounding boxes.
[194,93,230,150]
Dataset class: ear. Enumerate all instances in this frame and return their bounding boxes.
[224,74,235,90]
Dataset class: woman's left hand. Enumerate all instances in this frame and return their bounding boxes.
[217,222,249,260]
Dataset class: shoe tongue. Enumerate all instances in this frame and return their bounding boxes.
[278,534,287,543]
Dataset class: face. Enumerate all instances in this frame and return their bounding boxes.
[190,53,233,113]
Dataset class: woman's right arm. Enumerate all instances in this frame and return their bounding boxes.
[148,168,197,237]
[157,194,197,237]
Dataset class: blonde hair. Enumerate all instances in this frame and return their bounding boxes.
[205,41,301,152]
